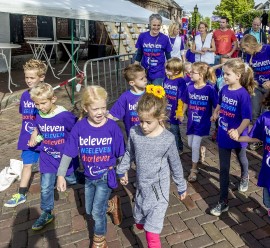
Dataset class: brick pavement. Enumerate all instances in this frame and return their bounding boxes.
[0,83,270,248]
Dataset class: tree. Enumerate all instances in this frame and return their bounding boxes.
[213,0,255,27]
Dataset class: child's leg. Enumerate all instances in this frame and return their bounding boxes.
[19,164,32,193]
[235,148,249,192]
[145,231,161,248]
[169,124,183,152]
[218,147,232,202]
[263,187,270,217]
[32,173,55,230]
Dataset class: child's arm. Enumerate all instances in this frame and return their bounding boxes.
[56,154,72,192]
[211,104,220,122]
[227,119,250,141]
[179,103,188,122]
[28,128,41,147]
[228,129,260,143]
[168,140,187,200]
[107,113,119,121]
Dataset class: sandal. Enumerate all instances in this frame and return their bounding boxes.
[188,169,198,182]
[200,146,206,163]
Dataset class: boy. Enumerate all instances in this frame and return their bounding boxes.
[164,58,187,154]
[28,83,81,230]
[108,64,147,137]
[4,59,47,208]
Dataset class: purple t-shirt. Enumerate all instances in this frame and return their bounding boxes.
[249,111,270,193]
[246,44,270,86]
[136,31,172,80]
[63,118,125,180]
[109,90,144,136]
[164,76,187,125]
[183,83,218,136]
[36,110,78,175]
[18,90,39,150]
[217,85,252,148]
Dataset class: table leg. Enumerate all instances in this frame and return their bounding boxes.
[41,45,59,79]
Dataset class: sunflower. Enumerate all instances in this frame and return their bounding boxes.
[153,85,165,98]
[146,84,155,94]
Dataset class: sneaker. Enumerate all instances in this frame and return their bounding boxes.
[4,193,26,208]
[210,201,229,216]
[32,212,54,230]
[249,142,263,151]
[238,176,249,192]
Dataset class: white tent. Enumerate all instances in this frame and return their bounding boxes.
[0,0,171,24]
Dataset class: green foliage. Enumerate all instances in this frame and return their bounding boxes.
[239,10,265,28]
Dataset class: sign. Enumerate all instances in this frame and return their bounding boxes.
[211,16,220,22]
[182,17,189,30]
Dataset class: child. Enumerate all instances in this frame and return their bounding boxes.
[56,86,125,247]
[180,62,218,182]
[27,83,82,230]
[108,64,147,137]
[183,62,192,85]
[117,85,187,248]
[4,59,47,208]
[228,93,270,217]
[210,59,256,216]
[185,41,195,63]
[164,57,187,154]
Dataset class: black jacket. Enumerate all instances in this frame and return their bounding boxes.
[243,28,267,44]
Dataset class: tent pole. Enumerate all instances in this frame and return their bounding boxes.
[116,22,121,84]
[71,19,75,105]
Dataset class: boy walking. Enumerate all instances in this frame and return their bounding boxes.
[4,59,47,208]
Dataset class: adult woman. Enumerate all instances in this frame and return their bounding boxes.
[241,34,270,150]
[135,14,171,86]
[192,22,216,65]
[168,23,185,61]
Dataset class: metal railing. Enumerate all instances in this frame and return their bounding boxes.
[83,53,135,104]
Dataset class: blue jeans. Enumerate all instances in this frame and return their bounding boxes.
[148,77,164,86]
[218,147,249,202]
[85,174,112,235]
[263,187,270,208]
[40,171,83,212]
[169,124,183,151]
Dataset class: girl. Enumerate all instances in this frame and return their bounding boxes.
[180,62,218,182]
[192,21,216,65]
[56,86,125,248]
[228,93,270,218]
[210,59,256,217]
[164,57,187,154]
[117,85,187,248]
[167,23,185,61]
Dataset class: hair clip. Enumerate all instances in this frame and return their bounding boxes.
[146,84,165,98]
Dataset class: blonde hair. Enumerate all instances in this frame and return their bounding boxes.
[30,83,54,100]
[23,59,47,77]
[123,64,145,82]
[137,93,167,122]
[168,23,179,37]
[165,57,183,74]
[241,34,260,52]
[80,85,108,119]
[223,58,256,95]
[198,21,208,31]
[192,62,216,83]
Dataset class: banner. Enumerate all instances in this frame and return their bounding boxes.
[211,16,220,22]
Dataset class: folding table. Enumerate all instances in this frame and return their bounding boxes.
[24,37,52,59]
[57,40,85,75]
[0,43,21,93]
[26,40,59,79]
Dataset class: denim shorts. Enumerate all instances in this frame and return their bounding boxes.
[21,150,39,165]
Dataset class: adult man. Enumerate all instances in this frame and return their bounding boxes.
[261,10,268,32]
[213,17,238,64]
[243,17,267,44]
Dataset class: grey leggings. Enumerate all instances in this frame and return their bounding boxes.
[187,135,203,163]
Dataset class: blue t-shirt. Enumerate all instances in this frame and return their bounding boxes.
[164,76,187,125]
[109,90,144,137]
[217,85,252,148]
[249,111,270,194]
[185,49,195,63]
[183,83,218,136]
[136,31,172,80]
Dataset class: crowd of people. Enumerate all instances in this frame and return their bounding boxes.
[3,12,270,248]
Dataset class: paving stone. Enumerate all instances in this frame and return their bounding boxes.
[221,228,245,247]
[241,233,264,248]
[228,207,249,223]
[180,208,204,221]
[259,237,270,248]
[185,234,213,248]
[72,215,86,231]
[231,220,257,235]
[245,211,267,228]
[166,230,194,246]
[251,225,270,239]
[185,219,205,237]
[207,240,233,248]
[202,223,225,243]
[117,228,137,247]
[196,214,218,225]
[167,214,188,232]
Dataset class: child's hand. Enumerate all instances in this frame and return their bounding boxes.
[57,176,67,192]
[228,129,239,141]
[28,136,37,147]
[120,172,128,185]
[210,113,218,122]
[178,191,187,201]
[179,116,184,122]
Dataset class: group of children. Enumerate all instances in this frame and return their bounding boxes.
[4,56,270,248]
